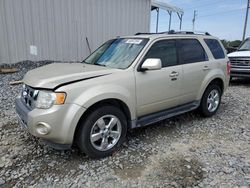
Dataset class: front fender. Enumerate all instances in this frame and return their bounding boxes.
[71,84,136,120]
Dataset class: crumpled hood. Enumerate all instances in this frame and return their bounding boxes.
[23,63,113,89]
[228,51,250,57]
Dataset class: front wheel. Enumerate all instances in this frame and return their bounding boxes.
[199,84,222,117]
[77,106,127,158]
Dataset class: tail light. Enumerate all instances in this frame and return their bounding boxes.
[227,61,231,75]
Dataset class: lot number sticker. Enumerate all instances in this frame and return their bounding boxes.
[125,39,142,44]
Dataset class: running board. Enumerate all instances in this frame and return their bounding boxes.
[133,101,200,128]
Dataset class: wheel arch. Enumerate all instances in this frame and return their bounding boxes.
[73,98,132,143]
[197,76,225,102]
[208,78,224,93]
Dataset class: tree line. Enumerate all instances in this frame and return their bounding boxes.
[221,39,242,53]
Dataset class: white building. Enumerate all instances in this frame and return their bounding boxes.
[0,0,183,64]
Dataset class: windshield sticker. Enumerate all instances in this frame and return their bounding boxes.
[125,39,143,44]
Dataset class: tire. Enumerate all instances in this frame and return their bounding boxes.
[199,84,222,117]
[77,106,127,158]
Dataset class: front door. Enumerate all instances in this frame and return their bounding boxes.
[135,39,183,117]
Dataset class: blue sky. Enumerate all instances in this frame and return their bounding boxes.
[151,0,249,41]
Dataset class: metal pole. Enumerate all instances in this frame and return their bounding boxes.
[156,8,159,33]
[168,11,172,31]
[177,13,183,30]
[179,14,183,30]
[243,0,250,41]
[86,37,91,54]
[192,10,197,32]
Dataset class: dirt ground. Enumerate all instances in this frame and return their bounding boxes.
[0,62,250,187]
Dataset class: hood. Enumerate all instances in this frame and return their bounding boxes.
[23,63,113,89]
[228,50,250,58]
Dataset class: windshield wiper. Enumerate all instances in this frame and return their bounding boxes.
[82,61,107,67]
[94,63,106,67]
[238,49,250,51]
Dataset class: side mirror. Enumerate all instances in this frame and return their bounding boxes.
[140,58,162,71]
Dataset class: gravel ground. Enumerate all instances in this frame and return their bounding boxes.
[0,61,250,188]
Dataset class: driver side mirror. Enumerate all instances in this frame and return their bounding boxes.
[140,58,162,71]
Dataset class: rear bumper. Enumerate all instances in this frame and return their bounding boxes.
[231,67,250,77]
[15,97,86,147]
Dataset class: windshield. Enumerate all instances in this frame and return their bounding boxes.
[83,38,148,69]
[238,38,250,51]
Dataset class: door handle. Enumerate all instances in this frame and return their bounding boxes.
[203,66,210,71]
[169,71,179,77]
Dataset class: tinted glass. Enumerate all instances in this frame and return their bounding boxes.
[144,40,178,67]
[204,39,225,59]
[238,38,250,51]
[179,39,207,64]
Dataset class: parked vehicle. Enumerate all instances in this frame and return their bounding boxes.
[15,31,230,158]
[228,38,250,78]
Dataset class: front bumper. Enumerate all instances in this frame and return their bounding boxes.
[15,97,86,147]
[15,98,29,129]
[231,67,250,77]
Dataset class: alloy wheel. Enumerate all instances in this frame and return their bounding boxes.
[90,115,122,151]
[207,89,220,112]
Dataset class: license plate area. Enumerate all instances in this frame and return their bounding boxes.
[15,98,30,129]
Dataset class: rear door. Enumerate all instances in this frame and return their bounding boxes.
[135,39,183,117]
[177,38,210,104]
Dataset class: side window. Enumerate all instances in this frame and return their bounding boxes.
[144,40,178,67]
[178,39,207,64]
[204,39,225,59]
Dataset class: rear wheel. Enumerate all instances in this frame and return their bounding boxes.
[199,84,222,117]
[77,106,127,158]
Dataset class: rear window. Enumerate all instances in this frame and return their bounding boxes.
[179,39,207,64]
[204,39,225,59]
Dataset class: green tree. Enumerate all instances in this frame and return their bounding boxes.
[221,40,242,48]
[221,39,229,48]
[229,40,242,47]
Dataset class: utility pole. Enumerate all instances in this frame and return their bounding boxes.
[192,10,197,32]
[243,0,250,41]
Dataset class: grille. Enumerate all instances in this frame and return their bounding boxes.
[229,57,250,67]
[21,85,38,109]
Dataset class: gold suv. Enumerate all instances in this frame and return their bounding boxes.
[16,31,230,158]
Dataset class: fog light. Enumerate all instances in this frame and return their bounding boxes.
[36,122,51,135]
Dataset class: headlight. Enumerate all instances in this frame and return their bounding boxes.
[35,91,66,109]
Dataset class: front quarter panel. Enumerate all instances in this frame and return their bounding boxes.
[57,71,136,120]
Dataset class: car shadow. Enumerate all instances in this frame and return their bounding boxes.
[230,77,250,87]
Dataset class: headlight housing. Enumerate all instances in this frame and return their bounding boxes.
[35,91,66,109]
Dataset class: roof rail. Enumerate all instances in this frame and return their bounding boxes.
[191,31,211,36]
[135,30,211,36]
[169,30,211,35]
[134,32,157,35]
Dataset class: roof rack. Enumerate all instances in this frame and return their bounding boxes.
[135,30,211,36]
[134,32,158,35]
